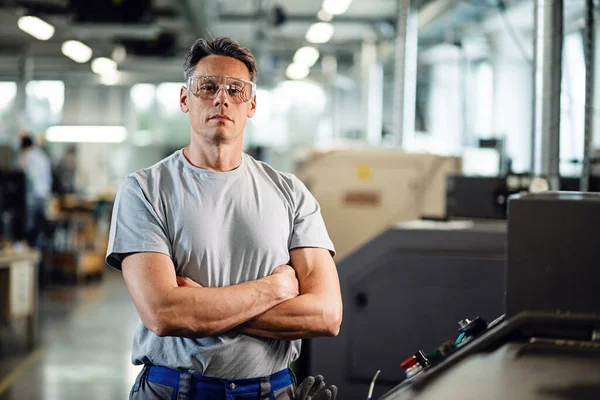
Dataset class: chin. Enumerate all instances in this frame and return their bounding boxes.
[205,130,236,144]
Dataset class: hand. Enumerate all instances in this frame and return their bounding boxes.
[176,276,203,288]
[270,265,299,301]
[295,375,337,400]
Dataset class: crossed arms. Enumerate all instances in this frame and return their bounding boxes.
[121,247,343,341]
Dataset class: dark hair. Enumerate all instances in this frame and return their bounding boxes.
[183,37,258,82]
[20,136,33,151]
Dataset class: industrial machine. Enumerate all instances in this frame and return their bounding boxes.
[380,312,600,399]
[446,175,600,220]
[379,192,600,399]
[305,219,505,400]
[295,148,461,260]
[506,192,600,317]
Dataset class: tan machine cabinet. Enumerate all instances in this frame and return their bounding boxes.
[295,148,461,260]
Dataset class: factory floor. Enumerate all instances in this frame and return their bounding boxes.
[0,268,142,400]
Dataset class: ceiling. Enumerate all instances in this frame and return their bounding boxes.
[0,0,589,85]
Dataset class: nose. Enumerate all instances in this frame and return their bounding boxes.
[213,86,229,108]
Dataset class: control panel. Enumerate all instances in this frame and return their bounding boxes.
[398,316,495,381]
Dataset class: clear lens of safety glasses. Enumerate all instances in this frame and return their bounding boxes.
[187,75,256,103]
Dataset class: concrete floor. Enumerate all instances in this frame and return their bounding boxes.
[0,268,142,400]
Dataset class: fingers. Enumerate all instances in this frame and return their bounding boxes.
[312,388,332,400]
[295,376,315,400]
[271,264,293,274]
[175,276,202,288]
[295,375,336,400]
[328,385,338,400]
[309,379,326,396]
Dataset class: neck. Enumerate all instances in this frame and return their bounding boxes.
[184,137,243,172]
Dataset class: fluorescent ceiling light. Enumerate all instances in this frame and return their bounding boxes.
[322,0,353,15]
[317,10,333,22]
[130,84,156,110]
[91,57,117,75]
[17,16,55,41]
[100,71,121,86]
[294,47,320,67]
[286,63,310,80]
[306,23,334,44]
[61,40,93,63]
[112,45,127,63]
[46,126,127,143]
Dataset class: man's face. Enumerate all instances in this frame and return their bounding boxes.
[180,55,256,144]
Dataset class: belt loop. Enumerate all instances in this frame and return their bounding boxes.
[177,371,193,400]
[260,376,271,400]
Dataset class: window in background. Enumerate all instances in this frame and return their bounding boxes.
[247,88,280,147]
[0,82,17,138]
[130,84,156,146]
[25,80,64,133]
[560,32,585,177]
[475,62,494,137]
[156,82,189,146]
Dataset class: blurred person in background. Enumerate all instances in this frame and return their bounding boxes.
[54,145,78,195]
[19,134,52,248]
[106,37,341,400]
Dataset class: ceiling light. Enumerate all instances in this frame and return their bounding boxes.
[293,47,320,67]
[322,0,353,15]
[112,45,127,63]
[305,23,334,44]
[91,57,117,75]
[61,40,93,63]
[286,63,310,80]
[46,126,127,143]
[317,10,333,22]
[100,71,121,86]
[17,15,55,41]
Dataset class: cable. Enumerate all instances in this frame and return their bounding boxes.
[496,0,533,65]
[366,370,380,400]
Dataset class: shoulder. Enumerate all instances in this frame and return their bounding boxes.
[126,150,183,193]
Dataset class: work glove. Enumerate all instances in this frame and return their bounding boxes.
[295,375,338,400]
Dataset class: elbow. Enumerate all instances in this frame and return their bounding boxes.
[140,303,182,337]
[144,313,174,337]
[322,303,343,337]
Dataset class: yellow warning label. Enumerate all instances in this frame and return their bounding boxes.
[356,164,371,181]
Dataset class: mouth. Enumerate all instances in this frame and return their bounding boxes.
[209,114,233,122]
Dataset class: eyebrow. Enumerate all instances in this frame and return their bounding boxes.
[196,75,252,82]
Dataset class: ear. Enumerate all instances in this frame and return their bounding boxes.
[180,86,189,113]
[247,95,257,118]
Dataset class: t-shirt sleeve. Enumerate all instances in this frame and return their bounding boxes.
[289,175,335,256]
[105,175,172,270]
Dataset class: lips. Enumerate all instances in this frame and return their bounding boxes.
[210,114,233,121]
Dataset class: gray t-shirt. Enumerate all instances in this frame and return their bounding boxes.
[106,150,334,379]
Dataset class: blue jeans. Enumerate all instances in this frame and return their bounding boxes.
[130,365,297,400]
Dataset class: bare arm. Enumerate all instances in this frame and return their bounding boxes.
[121,252,298,338]
[235,247,343,340]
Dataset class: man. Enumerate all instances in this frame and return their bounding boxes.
[19,134,52,248]
[106,37,343,399]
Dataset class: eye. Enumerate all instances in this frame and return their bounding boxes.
[200,84,216,92]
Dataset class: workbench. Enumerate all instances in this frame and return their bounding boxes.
[0,250,40,348]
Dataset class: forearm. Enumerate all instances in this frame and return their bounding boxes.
[237,293,342,340]
[147,278,285,338]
